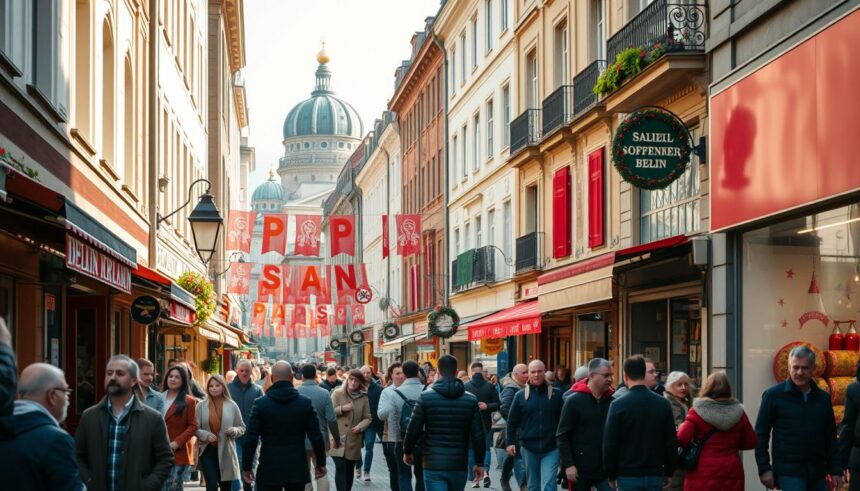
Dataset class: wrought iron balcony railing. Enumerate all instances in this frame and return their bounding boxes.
[515,232,539,273]
[509,109,541,156]
[573,60,606,115]
[606,0,707,64]
[541,85,573,137]
[451,246,497,292]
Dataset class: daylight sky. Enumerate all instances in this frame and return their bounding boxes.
[242,0,441,194]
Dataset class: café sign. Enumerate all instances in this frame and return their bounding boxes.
[66,234,132,293]
[611,108,692,190]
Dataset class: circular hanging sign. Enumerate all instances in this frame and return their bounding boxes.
[349,330,366,345]
[329,338,342,350]
[611,108,692,190]
[428,306,460,339]
[383,322,400,341]
[355,287,373,304]
[480,338,505,356]
[131,295,161,325]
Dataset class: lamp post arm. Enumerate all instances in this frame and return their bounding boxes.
[486,244,514,267]
[157,178,212,226]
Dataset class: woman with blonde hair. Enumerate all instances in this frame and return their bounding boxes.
[195,374,245,491]
[677,372,756,490]
[330,369,372,491]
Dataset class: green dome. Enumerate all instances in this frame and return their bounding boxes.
[282,60,363,140]
[251,171,284,202]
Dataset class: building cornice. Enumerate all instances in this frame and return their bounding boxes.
[389,39,442,113]
[223,0,246,72]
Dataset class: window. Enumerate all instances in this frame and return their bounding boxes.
[101,17,115,167]
[460,33,466,84]
[471,16,478,68]
[122,58,134,193]
[454,228,461,255]
[486,99,494,158]
[488,209,496,250]
[526,50,538,109]
[476,215,483,247]
[74,0,92,138]
[338,141,344,149]
[591,0,606,61]
[451,47,457,94]
[462,125,468,178]
[473,112,480,171]
[503,200,512,265]
[500,0,509,32]
[304,142,310,149]
[465,222,471,250]
[321,142,328,148]
[485,0,493,52]
[639,135,700,243]
[502,85,510,147]
[452,135,459,186]
[554,21,569,88]
[34,0,68,118]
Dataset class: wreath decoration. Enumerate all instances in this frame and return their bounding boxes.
[349,330,366,345]
[428,306,460,339]
[329,338,342,350]
[178,271,217,326]
[383,322,400,341]
[611,109,691,190]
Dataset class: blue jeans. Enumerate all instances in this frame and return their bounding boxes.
[423,469,467,491]
[234,436,254,491]
[467,430,493,480]
[358,427,379,472]
[395,441,425,491]
[572,477,612,491]
[616,476,664,491]
[520,448,558,491]
[164,465,189,491]
[777,476,828,491]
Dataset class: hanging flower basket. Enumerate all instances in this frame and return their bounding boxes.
[382,322,400,341]
[428,306,460,339]
[178,271,217,326]
[201,353,220,374]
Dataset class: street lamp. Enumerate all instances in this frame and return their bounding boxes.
[158,178,223,265]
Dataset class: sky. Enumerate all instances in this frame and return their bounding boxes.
[242,0,441,194]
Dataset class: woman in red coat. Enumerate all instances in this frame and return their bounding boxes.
[161,365,199,491]
[677,372,757,491]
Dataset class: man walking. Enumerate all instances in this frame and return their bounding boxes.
[379,360,426,491]
[505,360,563,491]
[242,361,326,491]
[297,364,341,491]
[358,364,384,482]
[135,358,164,413]
[377,362,404,491]
[0,363,82,490]
[229,359,264,491]
[613,359,660,399]
[499,364,528,491]
[756,345,842,490]
[464,361,500,488]
[403,355,485,490]
[321,367,343,392]
[75,355,173,491]
[556,358,614,491]
[603,355,677,491]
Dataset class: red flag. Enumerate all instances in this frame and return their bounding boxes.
[286,325,295,338]
[297,325,307,338]
[257,265,282,302]
[320,323,332,337]
[333,264,358,299]
[382,215,390,259]
[295,304,308,325]
[335,303,348,325]
[294,215,322,256]
[227,263,252,295]
[261,214,289,254]
[297,265,328,303]
[252,303,267,335]
[226,211,255,253]
[396,214,422,256]
[352,304,365,326]
[271,303,286,327]
[314,305,330,331]
[330,215,355,257]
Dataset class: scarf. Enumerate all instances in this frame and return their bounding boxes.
[208,397,224,436]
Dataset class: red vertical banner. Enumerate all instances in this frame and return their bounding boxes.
[396,214,422,256]
[335,303,348,325]
[295,304,308,325]
[588,148,605,248]
[227,262,252,295]
[251,302,267,336]
[271,303,286,327]
[297,265,327,304]
[333,264,358,298]
[314,305,329,336]
[297,325,308,338]
[552,166,572,258]
[226,211,255,253]
[261,214,289,254]
[352,304,366,326]
[294,215,322,256]
[257,265,282,302]
[382,214,390,259]
[330,215,356,257]
[286,325,295,339]
[409,263,419,311]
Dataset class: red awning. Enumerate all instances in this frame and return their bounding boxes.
[133,264,172,286]
[467,300,541,341]
[615,234,688,258]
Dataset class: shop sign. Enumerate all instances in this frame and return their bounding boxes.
[416,337,436,352]
[156,242,203,279]
[65,234,132,293]
[169,301,196,325]
[611,108,692,190]
[480,338,504,355]
[131,295,161,324]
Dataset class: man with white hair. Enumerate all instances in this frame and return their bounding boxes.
[0,363,83,489]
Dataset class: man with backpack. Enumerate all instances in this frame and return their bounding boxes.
[378,360,426,491]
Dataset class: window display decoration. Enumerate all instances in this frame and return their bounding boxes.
[178,271,217,326]
[822,349,860,377]
[349,330,365,345]
[799,264,829,329]
[428,306,460,339]
[771,341,826,382]
[382,322,400,341]
[201,353,220,374]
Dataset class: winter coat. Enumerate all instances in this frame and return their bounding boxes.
[297,381,340,450]
[194,398,245,482]
[499,374,524,420]
[0,343,15,417]
[242,380,325,486]
[366,379,385,434]
[227,378,263,425]
[75,395,173,491]
[403,376,485,471]
[665,392,691,491]
[378,378,425,442]
[330,387,372,460]
[464,372,502,430]
[754,380,841,480]
[163,394,199,466]
[603,385,677,481]
[677,398,756,491]
[320,378,343,392]
[556,382,614,480]
[506,382,563,454]
[840,381,860,470]
[0,400,83,490]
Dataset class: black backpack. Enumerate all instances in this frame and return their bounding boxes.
[394,389,417,439]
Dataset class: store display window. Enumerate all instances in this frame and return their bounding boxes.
[576,312,610,368]
[629,297,702,387]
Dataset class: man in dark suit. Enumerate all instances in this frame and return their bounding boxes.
[242,361,326,491]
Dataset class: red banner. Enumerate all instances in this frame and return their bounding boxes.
[297,325,307,338]
[286,325,295,339]
[382,214,390,259]
[352,304,365,326]
[227,262,252,295]
[261,214,289,254]
[297,265,328,304]
[271,303,286,327]
[251,303,267,336]
[257,265,282,301]
[295,304,307,325]
[396,214,422,256]
[330,215,355,257]
[226,211,255,253]
[294,215,322,256]
[335,303,348,325]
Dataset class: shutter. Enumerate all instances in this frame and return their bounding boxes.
[552,167,572,258]
[588,148,605,248]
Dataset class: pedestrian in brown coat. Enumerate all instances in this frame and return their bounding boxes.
[330,369,371,491]
[161,365,199,490]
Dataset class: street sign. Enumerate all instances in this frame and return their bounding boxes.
[131,295,161,325]
[355,287,373,304]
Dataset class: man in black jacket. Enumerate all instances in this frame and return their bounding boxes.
[404,354,485,490]
[358,365,384,481]
[499,364,528,491]
[756,345,842,490]
[242,361,326,490]
[603,355,676,491]
[464,361,501,488]
[321,367,343,392]
[557,358,614,491]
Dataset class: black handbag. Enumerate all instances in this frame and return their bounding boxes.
[677,427,717,470]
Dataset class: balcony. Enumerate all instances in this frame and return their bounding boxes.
[573,60,605,115]
[515,232,539,274]
[451,246,497,292]
[541,86,573,137]
[509,109,541,156]
[606,0,706,63]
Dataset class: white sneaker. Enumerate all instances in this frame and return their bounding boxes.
[354,468,362,479]
[362,471,371,482]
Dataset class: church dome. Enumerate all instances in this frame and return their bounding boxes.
[251,170,284,202]
[282,52,364,140]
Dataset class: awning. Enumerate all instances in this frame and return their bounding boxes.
[448,310,503,343]
[381,332,423,349]
[467,300,541,341]
[615,234,688,259]
[538,253,614,313]
[197,324,223,342]
[62,200,137,267]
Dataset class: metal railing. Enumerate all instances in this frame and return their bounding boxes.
[515,232,539,273]
[450,246,497,292]
[607,0,707,63]
[573,60,606,115]
[541,85,573,137]
[509,109,541,155]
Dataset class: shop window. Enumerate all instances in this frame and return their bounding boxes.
[576,312,610,367]
[75,309,97,414]
[629,297,701,386]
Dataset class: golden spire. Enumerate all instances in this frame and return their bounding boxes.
[317,37,330,64]
[268,168,276,179]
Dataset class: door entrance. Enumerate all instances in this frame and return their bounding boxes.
[65,295,107,433]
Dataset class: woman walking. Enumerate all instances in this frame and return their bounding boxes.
[195,374,245,491]
[665,371,693,491]
[330,369,372,491]
[677,372,756,490]
[162,365,199,491]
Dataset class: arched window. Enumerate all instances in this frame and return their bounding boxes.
[101,17,115,168]
[304,142,310,149]
[321,142,328,149]
[74,0,93,140]
[123,56,135,194]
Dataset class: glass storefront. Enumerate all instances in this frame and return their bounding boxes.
[576,311,611,368]
[629,296,702,387]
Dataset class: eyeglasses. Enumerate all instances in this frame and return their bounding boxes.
[594,372,613,378]
[50,387,73,396]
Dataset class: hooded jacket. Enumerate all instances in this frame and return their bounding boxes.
[0,400,83,490]
[403,376,485,471]
[556,380,614,479]
[464,372,501,430]
[506,382,564,454]
[499,373,524,420]
[242,380,325,486]
[678,398,756,491]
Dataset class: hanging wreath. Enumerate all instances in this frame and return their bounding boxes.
[428,306,460,339]
[349,330,366,345]
[329,338,342,350]
[383,322,400,341]
[178,271,217,326]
